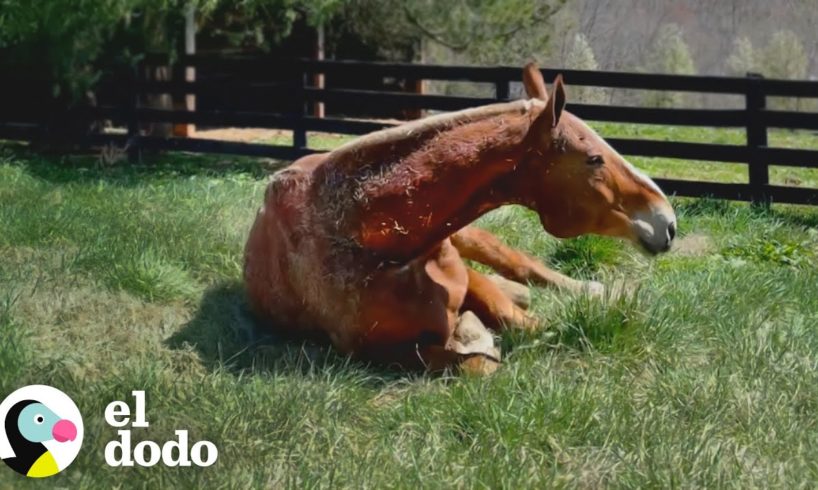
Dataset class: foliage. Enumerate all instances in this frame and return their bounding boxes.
[0,0,164,98]
[0,0,348,100]
[563,33,597,70]
[726,36,758,76]
[196,0,343,52]
[640,23,696,107]
[562,33,606,104]
[759,30,810,111]
[761,30,808,81]
[341,0,566,65]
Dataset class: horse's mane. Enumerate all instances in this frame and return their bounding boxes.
[329,99,536,160]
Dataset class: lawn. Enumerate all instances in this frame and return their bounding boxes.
[1,123,818,488]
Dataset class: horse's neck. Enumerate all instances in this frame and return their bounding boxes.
[326,111,533,262]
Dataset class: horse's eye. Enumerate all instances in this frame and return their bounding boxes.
[587,155,604,165]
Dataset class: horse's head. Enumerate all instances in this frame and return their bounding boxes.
[518,63,676,255]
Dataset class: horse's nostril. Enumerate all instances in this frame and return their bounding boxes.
[668,222,677,241]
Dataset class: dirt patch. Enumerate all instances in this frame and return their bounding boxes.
[193,119,405,144]
[672,233,714,256]
[193,127,293,143]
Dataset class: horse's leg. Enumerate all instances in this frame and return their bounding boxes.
[451,226,603,296]
[370,312,501,376]
[485,273,531,310]
[424,311,502,375]
[463,267,539,331]
[354,311,500,374]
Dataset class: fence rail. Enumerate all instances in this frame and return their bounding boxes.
[2,55,818,205]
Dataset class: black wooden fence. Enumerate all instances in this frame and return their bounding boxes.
[2,55,818,204]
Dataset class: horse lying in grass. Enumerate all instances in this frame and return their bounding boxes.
[244,63,676,374]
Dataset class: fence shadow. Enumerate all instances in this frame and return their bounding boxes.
[1,142,286,187]
[164,281,417,385]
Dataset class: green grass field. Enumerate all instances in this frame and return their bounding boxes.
[1,123,818,488]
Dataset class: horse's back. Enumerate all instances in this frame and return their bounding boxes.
[244,153,337,337]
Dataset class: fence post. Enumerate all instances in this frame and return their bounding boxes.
[746,72,768,205]
[293,65,308,152]
[127,62,141,164]
[495,77,510,101]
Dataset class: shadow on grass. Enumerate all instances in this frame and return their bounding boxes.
[167,279,653,383]
[165,281,418,384]
[1,142,288,186]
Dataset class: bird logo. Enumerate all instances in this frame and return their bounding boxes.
[0,385,83,478]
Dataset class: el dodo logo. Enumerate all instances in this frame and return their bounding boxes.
[104,391,218,468]
[0,385,83,478]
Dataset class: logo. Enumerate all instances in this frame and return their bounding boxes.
[0,385,83,478]
[104,391,218,468]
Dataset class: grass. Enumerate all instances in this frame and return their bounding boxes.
[1,122,818,488]
[590,122,818,187]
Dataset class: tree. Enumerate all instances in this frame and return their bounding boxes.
[726,36,757,76]
[640,23,696,107]
[336,0,565,99]
[760,30,809,110]
[0,0,345,100]
[760,30,807,80]
[564,33,597,70]
[339,0,565,65]
[562,33,606,103]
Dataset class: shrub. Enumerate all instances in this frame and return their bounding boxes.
[726,36,758,76]
[640,23,696,107]
[760,30,809,110]
[562,33,607,104]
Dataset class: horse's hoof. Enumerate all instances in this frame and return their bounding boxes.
[459,352,501,376]
[451,311,496,355]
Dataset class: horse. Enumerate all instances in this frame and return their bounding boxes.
[243,63,676,374]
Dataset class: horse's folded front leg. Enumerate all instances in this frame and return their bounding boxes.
[445,311,501,376]
[463,268,540,331]
[451,225,604,297]
[379,312,501,375]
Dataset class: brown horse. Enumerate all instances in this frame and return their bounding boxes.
[244,63,676,374]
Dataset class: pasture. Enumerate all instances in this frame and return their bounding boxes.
[1,123,818,488]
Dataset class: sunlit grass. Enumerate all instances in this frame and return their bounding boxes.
[587,123,818,188]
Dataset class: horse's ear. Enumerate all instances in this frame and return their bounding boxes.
[522,62,548,100]
[545,74,567,128]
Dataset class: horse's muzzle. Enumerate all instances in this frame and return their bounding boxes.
[632,206,676,255]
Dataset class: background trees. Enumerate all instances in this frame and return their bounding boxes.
[1,0,816,108]
[561,34,606,104]
[640,23,696,107]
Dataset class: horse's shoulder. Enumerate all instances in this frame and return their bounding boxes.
[264,154,327,204]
